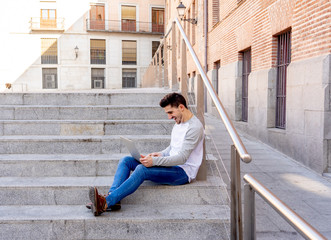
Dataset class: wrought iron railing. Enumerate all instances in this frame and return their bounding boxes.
[41,56,58,64]
[30,17,65,31]
[86,19,164,34]
[90,49,106,65]
[276,31,291,129]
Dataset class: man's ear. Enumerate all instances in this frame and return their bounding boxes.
[178,104,185,111]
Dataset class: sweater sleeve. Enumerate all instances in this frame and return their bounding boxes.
[160,145,171,156]
[152,123,204,166]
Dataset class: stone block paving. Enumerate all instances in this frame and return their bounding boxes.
[205,114,331,239]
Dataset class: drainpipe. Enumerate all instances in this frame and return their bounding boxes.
[204,0,208,112]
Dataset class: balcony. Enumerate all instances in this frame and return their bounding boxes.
[30,17,65,32]
[86,19,164,35]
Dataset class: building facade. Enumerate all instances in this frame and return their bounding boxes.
[165,0,330,174]
[0,0,164,91]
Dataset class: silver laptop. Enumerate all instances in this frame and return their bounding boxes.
[120,136,141,160]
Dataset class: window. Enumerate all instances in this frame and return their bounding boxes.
[192,1,196,45]
[276,31,291,129]
[91,68,105,89]
[161,46,164,65]
[212,0,219,26]
[192,71,196,92]
[122,69,137,88]
[42,68,57,89]
[242,49,251,122]
[121,5,136,31]
[167,37,171,64]
[90,39,106,64]
[89,4,105,30]
[178,29,181,58]
[152,8,164,33]
[152,41,160,58]
[40,9,56,28]
[213,61,220,94]
[41,38,58,64]
[187,9,191,39]
[122,40,137,65]
[212,61,220,107]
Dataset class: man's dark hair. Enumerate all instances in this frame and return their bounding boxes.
[159,93,188,109]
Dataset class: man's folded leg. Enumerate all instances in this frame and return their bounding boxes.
[88,165,189,215]
[106,165,189,207]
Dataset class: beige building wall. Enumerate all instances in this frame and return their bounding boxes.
[0,0,164,91]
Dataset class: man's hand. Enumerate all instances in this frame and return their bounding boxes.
[140,155,153,167]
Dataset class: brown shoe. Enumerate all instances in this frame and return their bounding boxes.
[89,187,108,216]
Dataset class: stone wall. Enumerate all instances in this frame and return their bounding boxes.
[212,54,331,173]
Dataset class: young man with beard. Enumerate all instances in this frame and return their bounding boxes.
[88,92,204,216]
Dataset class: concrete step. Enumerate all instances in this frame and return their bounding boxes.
[0,105,166,120]
[0,120,173,136]
[0,91,231,240]
[0,204,230,240]
[0,135,170,154]
[0,176,227,206]
[0,154,218,177]
[0,90,170,106]
[0,154,122,177]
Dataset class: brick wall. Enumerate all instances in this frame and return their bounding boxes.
[292,0,331,61]
[204,0,331,71]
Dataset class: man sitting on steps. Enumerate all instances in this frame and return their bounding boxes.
[88,92,204,216]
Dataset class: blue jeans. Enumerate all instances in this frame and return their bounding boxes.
[106,156,189,206]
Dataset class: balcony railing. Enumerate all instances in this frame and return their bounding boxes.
[30,17,65,31]
[86,19,164,34]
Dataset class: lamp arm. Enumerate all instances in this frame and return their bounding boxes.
[181,18,197,25]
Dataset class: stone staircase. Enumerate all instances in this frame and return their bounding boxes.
[0,89,229,240]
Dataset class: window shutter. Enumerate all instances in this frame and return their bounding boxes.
[212,0,219,25]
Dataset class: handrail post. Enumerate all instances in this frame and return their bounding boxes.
[196,74,206,180]
[181,38,188,102]
[158,50,162,87]
[244,183,256,240]
[163,44,169,88]
[231,145,243,240]
[196,74,205,126]
[171,21,178,90]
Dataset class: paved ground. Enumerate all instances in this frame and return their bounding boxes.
[205,114,331,240]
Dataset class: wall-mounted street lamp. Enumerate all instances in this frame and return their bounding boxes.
[74,46,79,59]
[177,2,197,25]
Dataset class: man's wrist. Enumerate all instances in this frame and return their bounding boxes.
[151,156,157,166]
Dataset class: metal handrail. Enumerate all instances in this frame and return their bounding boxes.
[243,174,327,240]
[174,18,251,163]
